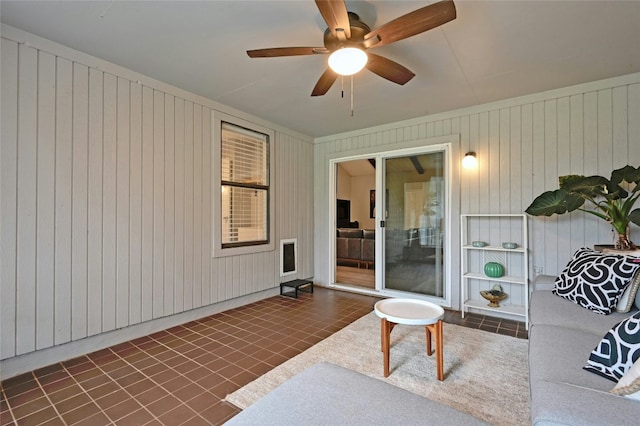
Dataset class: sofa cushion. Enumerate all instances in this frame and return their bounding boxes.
[529,289,634,336]
[530,379,640,426]
[584,311,640,382]
[611,358,640,400]
[337,228,363,238]
[336,238,349,259]
[532,274,556,292]
[361,238,374,262]
[362,229,375,239]
[347,238,362,260]
[529,325,616,392]
[553,247,640,314]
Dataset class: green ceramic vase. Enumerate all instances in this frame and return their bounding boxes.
[484,262,504,278]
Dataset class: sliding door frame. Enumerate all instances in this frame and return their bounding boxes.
[327,139,454,308]
[376,143,452,307]
[328,153,380,296]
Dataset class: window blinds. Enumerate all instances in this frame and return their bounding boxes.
[221,122,269,245]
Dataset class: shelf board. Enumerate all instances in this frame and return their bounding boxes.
[462,245,525,253]
[461,214,526,218]
[463,272,526,285]
[463,299,526,317]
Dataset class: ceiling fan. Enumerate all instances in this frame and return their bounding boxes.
[247,0,456,97]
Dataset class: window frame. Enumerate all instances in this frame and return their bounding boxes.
[212,112,275,258]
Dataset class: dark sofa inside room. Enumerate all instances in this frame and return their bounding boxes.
[336,228,375,269]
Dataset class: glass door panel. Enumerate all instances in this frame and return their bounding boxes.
[382,151,445,297]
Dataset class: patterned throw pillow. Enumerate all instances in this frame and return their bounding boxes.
[584,311,640,382]
[553,248,640,314]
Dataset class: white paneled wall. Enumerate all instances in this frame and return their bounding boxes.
[1,27,313,365]
[314,73,640,309]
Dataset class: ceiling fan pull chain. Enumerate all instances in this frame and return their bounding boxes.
[350,75,354,116]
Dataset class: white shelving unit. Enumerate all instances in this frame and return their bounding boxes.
[461,214,529,329]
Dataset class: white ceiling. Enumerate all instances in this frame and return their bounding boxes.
[340,158,375,176]
[2,1,639,138]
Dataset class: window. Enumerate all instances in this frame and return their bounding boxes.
[221,122,269,246]
[213,113,274,257]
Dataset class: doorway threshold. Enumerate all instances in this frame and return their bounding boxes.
[327,282,382,298]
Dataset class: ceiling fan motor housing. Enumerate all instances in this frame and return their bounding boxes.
[323,12,371,50]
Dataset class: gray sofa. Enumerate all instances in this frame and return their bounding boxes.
[336,228,375,268]
[225,362,488,425]
[529,275,640,425]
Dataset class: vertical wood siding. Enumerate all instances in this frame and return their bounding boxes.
[1,34,313,360]
[314,75,640,309]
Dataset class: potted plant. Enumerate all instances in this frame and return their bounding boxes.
[525,165,640,250]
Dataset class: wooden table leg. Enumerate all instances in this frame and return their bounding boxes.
[425,326,432,355]
[381,318,392,377]
[426,320,444,381]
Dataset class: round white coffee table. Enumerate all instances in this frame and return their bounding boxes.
[374,298,445,380]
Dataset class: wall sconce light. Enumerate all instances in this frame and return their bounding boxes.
[462,152,477,169]
[328,47,368,76]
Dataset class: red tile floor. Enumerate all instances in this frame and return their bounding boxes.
[1,288,526,425]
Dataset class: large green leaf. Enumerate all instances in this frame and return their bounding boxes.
[558,175,584,187]
[611,165,640,187]
[525,189,584,216]
[605,182,629,200]
[527,165,640,230]
[561,175,611,199]
[565,193,586,211]
[629,209,640,227]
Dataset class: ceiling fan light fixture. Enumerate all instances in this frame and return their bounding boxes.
[328,47,368,76]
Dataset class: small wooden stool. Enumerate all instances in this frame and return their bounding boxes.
[374,298,445,381]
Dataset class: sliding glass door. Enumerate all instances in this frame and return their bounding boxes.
[380,148,447,298]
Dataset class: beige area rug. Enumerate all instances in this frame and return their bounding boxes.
[226,312,530,426]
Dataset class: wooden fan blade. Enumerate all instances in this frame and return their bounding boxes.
[365,0,456,48]
[366,53,415,85]
[315,0,351,39]
[247,47,328,58]
[311,68,339,96]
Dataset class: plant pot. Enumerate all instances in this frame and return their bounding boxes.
[593,244,640,257]
[593,244,616,253]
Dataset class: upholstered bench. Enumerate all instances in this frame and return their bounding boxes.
[225,362,487,425]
